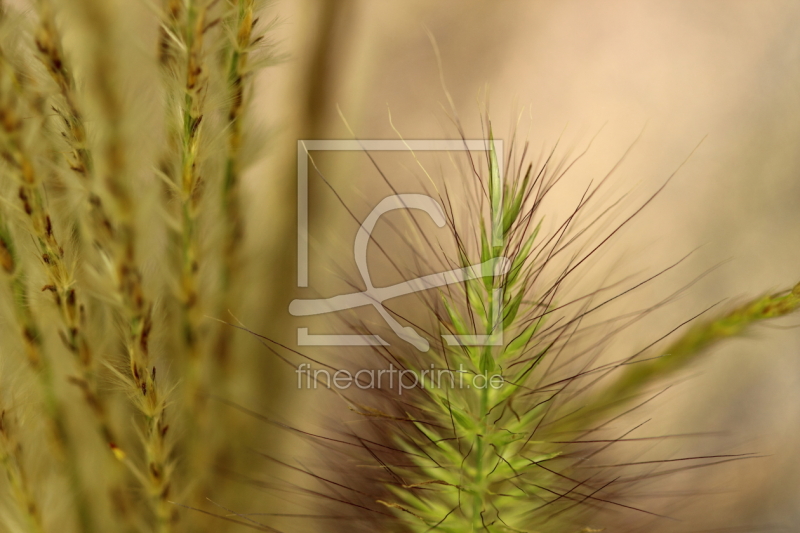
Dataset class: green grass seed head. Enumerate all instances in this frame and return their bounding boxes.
[252,122,800,533]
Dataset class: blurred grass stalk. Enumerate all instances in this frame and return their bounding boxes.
[0,0,277,531]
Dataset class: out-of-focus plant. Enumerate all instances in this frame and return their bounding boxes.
[0,1,279,531]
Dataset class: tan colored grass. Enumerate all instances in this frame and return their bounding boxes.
[0,46,119,456]
[32,1,177,529]
[0,406,45,533]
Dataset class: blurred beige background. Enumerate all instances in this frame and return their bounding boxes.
[243,1,800,530]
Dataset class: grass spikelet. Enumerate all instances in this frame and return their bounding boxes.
[204,1,281,514]
[33,0,93,183]
[158,0,214,399]
[0,40,119,456]
[0,0,281,530]
[217,0,257,371]
[594,282,800,413]
[42,1,177,528]
[155,0,281,525]
[249,117,800,533]
[0,206,74,480]
[1,2,184,530]
[0,37,93,527]
[176,0,212,377]
[155,4,220,525]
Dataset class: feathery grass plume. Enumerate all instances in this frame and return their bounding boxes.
[240,116,800,533]
[33,0,93,184]
[0,21,121,532]
[156,0,282,525]
[156,0,220,511]
[34,1,177,528]
[215,0,254,411]
[216,0,279,388]
[0,202,92,532]
[0,0,282,530]
[588,281,800,418]
[154,3,216,525]
[203,0,283,516]
[160,0,213,379]
[0,15,103,530]
[0,32,120,457]
[219,0,256,297]
[5,1,179,530]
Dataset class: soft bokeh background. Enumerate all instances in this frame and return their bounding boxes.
[249,1,800,530]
